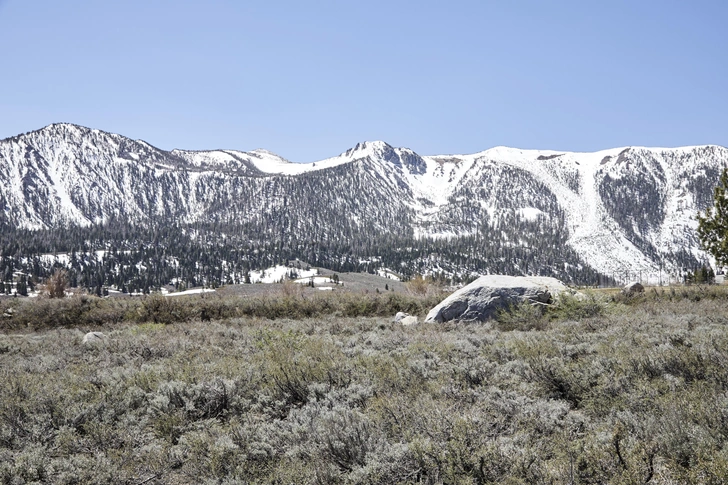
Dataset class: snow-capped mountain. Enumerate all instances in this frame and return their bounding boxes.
[1,123,726,281]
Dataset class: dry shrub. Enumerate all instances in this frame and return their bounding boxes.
[405,274,440,297]
[1,288,443,331]
[279,279,303,298]
[45,269,68,299]
[2,294,127,329]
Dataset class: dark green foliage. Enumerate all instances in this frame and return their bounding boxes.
[495,301,548,331]
[0,208,609,294]
[496,293,606,331]
[685,265,716,285]
[15,275,27,297]
[698,167,728,267]
[549,293,606,320]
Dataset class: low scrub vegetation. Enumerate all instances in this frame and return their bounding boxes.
[0,291,443,331]
[2,287,728,483]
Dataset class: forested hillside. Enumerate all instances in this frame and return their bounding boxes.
[0,124,725,292]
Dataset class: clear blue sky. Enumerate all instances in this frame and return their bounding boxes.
[0,0,726,162]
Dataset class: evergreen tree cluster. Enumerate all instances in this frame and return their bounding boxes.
[0,208,609,294]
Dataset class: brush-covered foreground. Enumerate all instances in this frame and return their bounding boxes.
[3,289,728,484]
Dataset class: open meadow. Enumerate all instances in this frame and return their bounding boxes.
[3,287,728,484]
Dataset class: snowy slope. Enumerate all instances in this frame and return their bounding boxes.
[1,123,727,278]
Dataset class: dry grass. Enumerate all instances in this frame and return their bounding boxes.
[3,287,728,483]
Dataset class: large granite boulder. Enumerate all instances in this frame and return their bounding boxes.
[622,282,645,296]
[425,275,568,323]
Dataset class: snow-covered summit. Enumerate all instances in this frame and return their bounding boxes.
[342,140,393,158]
[1,124,727,279]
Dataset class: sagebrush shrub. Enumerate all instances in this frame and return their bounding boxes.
[4,294,728,483]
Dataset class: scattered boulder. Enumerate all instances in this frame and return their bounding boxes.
[400,316,419,326]
[394,312,419,326]
[622,282,645,296]
[425,275,568,323]
[82,331,108,346]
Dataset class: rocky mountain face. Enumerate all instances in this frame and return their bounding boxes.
[1,123,726,287]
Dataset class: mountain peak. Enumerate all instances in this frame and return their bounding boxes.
[357,140,392,150]
[46,122,86,129]
[31,122,90,137]
[343,141,393,158]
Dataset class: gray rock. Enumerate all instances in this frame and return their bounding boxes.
[82,331,107,346]
[400,315,419,326]
[394,312,419,326]
[425,275,568,323]
[622,282,645,296]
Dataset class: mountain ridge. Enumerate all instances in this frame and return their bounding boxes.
[14,122,724,167]
[1,123,727,285]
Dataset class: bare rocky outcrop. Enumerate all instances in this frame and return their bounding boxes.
[425,275,568,323]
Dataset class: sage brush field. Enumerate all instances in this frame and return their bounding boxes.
[3,289,728,483]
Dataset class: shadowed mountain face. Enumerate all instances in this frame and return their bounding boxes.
[1,123,726,282]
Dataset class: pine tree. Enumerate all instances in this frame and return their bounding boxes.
[697,168,728,267]
[16,274,27,296]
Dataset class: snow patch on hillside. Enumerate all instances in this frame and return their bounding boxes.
[249,265,318,284]
[377,269,401,281]
[164,288,216,297]
[517,207,545,221]
[295,276,335,285]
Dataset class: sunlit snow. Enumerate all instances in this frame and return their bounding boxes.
[164,288,216,297]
